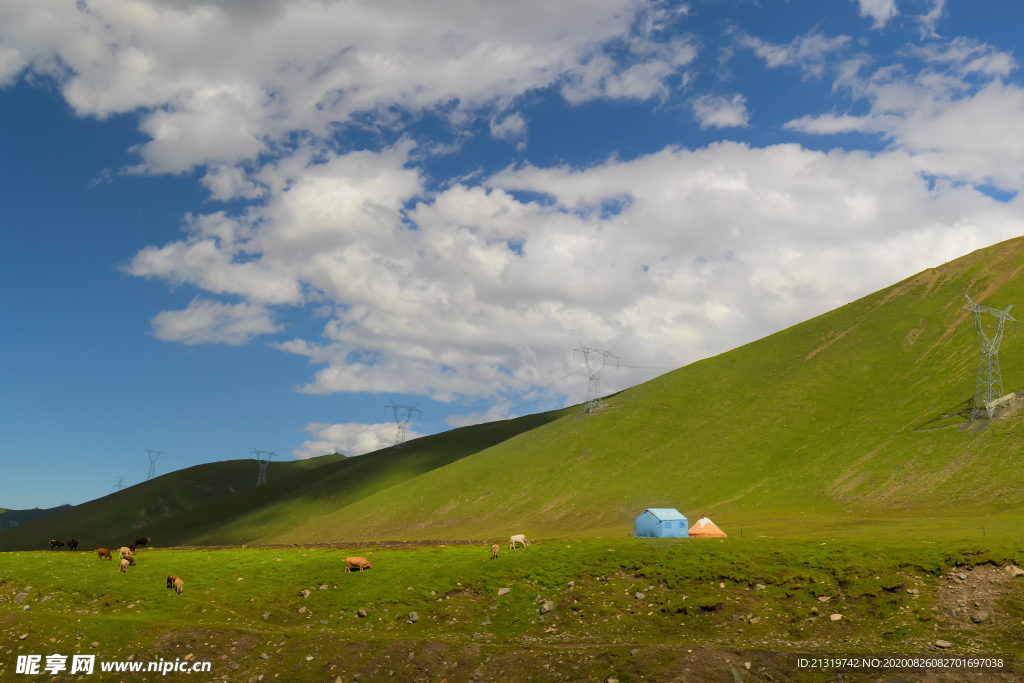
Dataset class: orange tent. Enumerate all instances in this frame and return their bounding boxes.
[689,516,727,537]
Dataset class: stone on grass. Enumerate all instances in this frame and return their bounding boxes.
[90,642,99,648]
[498,587,511,596]
[18,634,27,640]
[262,612,271,620]
[972,611,989,623]
[299,589,311,598]
[299,606,307,614]
[907,588,919,594]
[260,653,270,660]
[13,593,27,603]
[635,592,645,600]
[830,614,842,621]
[958,573,968,580]
[935,640,952,648]
[1005,565,1024,577]
[607,678,619,683]
[320,620,328,624]
[409,611,419,623]
[754,584,766,591]
[539,600,555,615]
[357,608,367,618]
[319,584,328,590]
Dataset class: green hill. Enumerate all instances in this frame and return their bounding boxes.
[0,406,574,551]
[256,235,1024,543]
[0,504,72,530]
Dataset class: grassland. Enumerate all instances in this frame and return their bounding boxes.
[3,540,1023,682]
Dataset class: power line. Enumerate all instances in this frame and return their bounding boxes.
[574,342,618,413]
[113,477,125,492]
[384,400,420,447]
[251,448,277,486]
[143,450,162,483]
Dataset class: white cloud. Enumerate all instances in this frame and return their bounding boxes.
[200,164,264,201]
[490,113,527,142]
[292,421,422,458]
[691,94,750,129]
[786,39,1024,190]
[916,0,946,39]
[0,0,695,175]
[737,31,851,78]
[150,297,280,345]
[854,0,899,29]
[128,137,1024,403]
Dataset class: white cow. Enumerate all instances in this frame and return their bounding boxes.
[509,534,530,550]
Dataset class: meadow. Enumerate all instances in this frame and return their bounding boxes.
[3,537,1024,682]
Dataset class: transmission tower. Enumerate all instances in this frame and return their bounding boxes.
[113,477,125,492]
[251,448,277,486]
[144,449,163,481]
[962,293,1017,419]
[574,342,619,413]
[384,400,420,447]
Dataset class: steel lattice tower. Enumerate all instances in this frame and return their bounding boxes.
[962,293,1016,419]
[113,477,125,492]
[251,448,277,485]
[574,342,618,413]
[144,449,163,481]
[385,400,420,447]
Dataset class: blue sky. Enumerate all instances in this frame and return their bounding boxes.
[2,0,1023,509]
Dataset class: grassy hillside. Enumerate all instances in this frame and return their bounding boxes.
[0,405,575,551]
[0,454,347,551]
[0,505,72,530]
[255,235,1024,543]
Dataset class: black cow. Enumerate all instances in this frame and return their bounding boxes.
[66,538,79,551]
[134,537,150,547]
[49,540,64,550]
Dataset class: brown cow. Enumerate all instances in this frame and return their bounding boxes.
[491,544,499,560]
[345,556,372,572]
[166,575,184,595]
[97,548,112,561]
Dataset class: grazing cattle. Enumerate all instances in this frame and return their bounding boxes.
[134,537,151,547]
[119,546,133,559]
[119,558,130,573]
[49,540,64,550]
[491,544,499,560]
[96,548,112,560]
[509,534,530,550]
[345,556,372,572]
[129,543,137,554]
[166,575,184,595]
[66,538,79,551]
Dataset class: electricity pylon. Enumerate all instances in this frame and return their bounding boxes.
[385,400,420,447]
[962,293,1016,419]
[113,477,125,491]
[251,448,277,486]
[574,342,619,413]
[144,449,163,481]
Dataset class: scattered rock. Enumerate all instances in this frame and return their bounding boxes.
[319,584,328,590]
[971,611,989,623]
[830,614,842,621]
[631,648,640,655]
[90,642,99,648]
[498,587,511,596]
[635,592,646,600]
[935,640,952,648]
[719,583,725,589]
[607,678,619,683]
[407,586,414,591]
[730,668,743,683]
[299,606,307,614]
[743,662,751,670]
[299,590,311,598]
[40,595,50,603]
[306,655,314,661]
[320,620,328,624]
[13,593,27,603]
[754,584,766,591]
[568,581,574,588]
[262,612,271,620]
[1005,565,1024,577]
[274,558,281,562]
[357,608,367,618]
[260,653,270,660]
[539,600,555,615]
[817,596,830,602]
[409,611,420,623]
[18,634,27,640]
[907,588,919,594]
[749,616,761,624]
[958,573,968,580]
[237,577,244,581]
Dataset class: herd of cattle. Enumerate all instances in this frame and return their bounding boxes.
[43,533,533,595]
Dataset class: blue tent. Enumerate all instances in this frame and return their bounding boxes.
[634,508,688,538]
